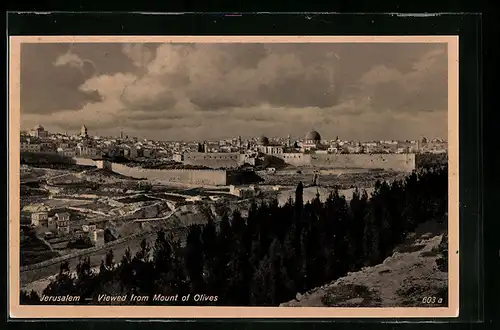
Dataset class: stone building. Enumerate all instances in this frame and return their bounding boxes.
[90,229,105,246]
[301,130,322,151]
[31,125,49,138]
[256,136,284,155]
[80,124,88,138]
[21,138,42,153]
[30,211,48,227]
[55,212,70,235]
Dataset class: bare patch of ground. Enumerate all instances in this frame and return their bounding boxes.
[321,284,382,307]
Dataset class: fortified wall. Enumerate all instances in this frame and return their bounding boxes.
[273,153,415,172]
[178,152,415,172]
[73,158,229,186]
[277,153,311,167]
[182,152,244,169]
[309,153,416,172]
[110,163,228,186]
[73,157,98,167]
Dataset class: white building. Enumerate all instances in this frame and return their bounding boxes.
[31,211,48,227]
[256,136,284,155]
[57,148,77,157]
[21,141,41,153]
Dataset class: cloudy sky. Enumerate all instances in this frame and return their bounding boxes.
[20,42,448,141]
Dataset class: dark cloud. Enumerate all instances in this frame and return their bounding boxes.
[20,43,160,115]
[20,44,100,114]
[20,41,450,141]
[117,43,446,113]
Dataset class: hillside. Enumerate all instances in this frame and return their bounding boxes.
[280,221,448,308]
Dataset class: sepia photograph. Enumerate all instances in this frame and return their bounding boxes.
[9,36,459,318]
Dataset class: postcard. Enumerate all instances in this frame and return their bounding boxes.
[9,35,459,318]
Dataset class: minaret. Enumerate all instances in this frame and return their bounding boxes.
[287,134,291,147]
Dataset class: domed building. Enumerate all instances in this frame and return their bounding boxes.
[31,124,48,138]
[305,130,321,142]
[256,135,284,155]
[301,130,322,151]
[258,135,270,146]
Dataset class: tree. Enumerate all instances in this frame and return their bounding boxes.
[226,239,250,305]
[153,230,173,272]
[150,230,175,297]
[250,239,292,305]
[42,261,75,301]
[20,290,41,304]
[74,256,95,299]
[135,238,151,262]
[130,238,154,297]
[362,205,381,265]
[294,182,304,226]
[118,247,134,294]
[201,217,218,292]
[230,210,246,243]
[35,166,449,307]
[250,254,274,306]
[185,225,205,295]
[105,249,114,270]
[99,260,106,275]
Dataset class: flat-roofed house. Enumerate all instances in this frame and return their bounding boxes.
[30,211,48,227]
[55,212,70,235]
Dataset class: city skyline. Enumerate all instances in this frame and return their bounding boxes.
[20,42,448,141]
[22,125,447,143]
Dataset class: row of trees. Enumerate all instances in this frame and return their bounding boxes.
[21,165,448,306]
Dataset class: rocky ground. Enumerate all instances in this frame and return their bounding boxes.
[280,221,449,308]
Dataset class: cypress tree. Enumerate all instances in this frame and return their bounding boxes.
[201,217,218,292]
[105,249,114,270]
[152,230,174,298]
[185,225,205,295]
[294,181,304,228]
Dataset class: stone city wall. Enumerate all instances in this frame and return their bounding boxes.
[73,157,98,167]
[182,152,244,168]
[73,157,233,186]
[276,153,312,166]
[275,153,415,172]
[309,153,416,172]
[110,163,228,186]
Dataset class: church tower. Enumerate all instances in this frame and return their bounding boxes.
[80,124,88,138]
